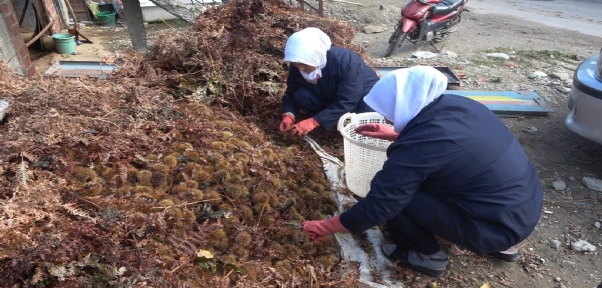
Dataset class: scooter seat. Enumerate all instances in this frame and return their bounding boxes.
[430,0,464,15]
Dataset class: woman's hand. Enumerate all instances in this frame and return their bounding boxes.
[286,118,319,137]
[279,113,295,135]
[355,123,398,141]
[302,215,347,243]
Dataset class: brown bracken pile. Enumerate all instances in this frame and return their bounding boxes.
[0,0,368,286]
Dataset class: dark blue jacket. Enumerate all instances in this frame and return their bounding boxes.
[340,94,543,252]
[281,47,380,130]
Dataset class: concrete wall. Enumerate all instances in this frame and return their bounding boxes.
[0,0,35,76]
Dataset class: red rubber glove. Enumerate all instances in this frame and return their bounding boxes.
[355,123,398,141]
[287,117,319,137]
[279,113,295,135]
[302,215,347,243]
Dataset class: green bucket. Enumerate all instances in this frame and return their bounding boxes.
[96,11,116,27]
[52,33,76,54]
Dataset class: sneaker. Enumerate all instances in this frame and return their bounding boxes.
[382,244,449,277]
[488,246,519,262]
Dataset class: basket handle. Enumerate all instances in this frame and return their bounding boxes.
[337,113,355,132]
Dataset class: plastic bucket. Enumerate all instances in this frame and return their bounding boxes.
[52,33,76,54]
[337,112,393,197]
[97,11,116,26]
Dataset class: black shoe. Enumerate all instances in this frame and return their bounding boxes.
[382,244,449,277]
[488,246,519,262]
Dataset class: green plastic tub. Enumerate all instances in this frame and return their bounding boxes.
[52,33,76,55]
[96,11,116,27]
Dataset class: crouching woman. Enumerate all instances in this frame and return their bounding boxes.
[278,27,380,137]
[302,66,544,277]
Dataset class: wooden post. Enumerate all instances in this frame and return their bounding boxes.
[318,0,323,17]
[122,0,148,53]
[32,0,48,50]
[64,0,77,23]
[19,0,30,26]
[295,0,324,17]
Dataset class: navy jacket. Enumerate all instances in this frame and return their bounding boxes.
[340,94,543,252]
[281,47,380,130]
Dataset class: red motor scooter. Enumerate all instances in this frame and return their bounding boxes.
[384,0,469,57]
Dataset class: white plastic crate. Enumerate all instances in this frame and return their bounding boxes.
[337,112,393,197]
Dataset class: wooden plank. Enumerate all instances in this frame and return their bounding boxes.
[26,19,54,47]
[67,0,92,21]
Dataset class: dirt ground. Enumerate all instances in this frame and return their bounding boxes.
[26,1,602,287]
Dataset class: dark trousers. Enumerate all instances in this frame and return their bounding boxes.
[386,189,513,255]
[292,87,374,117]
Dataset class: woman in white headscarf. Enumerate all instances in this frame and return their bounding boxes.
[302,66,543,277]
[279,27,380,137]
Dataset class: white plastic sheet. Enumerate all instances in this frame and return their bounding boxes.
[0,97,10,121]
[302,136,404,288]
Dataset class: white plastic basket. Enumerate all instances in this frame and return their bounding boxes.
[337,112,393,197]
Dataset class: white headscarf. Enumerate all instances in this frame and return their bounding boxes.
[364,66,448,134]
[284,27,332,84]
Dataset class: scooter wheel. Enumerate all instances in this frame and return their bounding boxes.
[384,27,407,57]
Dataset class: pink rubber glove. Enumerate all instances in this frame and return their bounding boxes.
[279,113,295,135]
[302,215,347,243]
[287,117,319,137]
[355,123,398,141]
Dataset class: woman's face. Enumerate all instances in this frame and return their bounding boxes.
[292,62,317,74]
